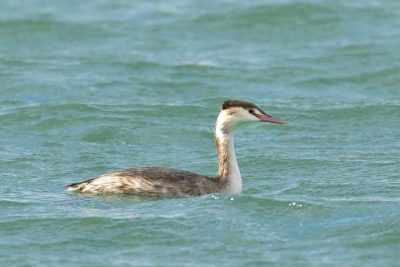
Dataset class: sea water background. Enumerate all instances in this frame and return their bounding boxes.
[0,0,399,266]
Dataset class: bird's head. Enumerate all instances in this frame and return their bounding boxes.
[216,100,287,134]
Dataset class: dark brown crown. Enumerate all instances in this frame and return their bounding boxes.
[222,100,265,113]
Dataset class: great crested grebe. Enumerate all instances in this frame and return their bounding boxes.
[66,100,287,196]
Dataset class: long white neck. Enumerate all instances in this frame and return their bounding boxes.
[215,111,242,194]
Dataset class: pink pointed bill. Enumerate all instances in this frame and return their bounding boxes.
[257,114,287,124]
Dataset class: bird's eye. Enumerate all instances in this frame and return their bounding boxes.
[248,109,255,114]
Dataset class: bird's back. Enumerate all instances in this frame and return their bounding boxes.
[66,167,222,196]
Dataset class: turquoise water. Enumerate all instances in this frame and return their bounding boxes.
[1,0,399,266]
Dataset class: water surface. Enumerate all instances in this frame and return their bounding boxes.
[0,0,399,266]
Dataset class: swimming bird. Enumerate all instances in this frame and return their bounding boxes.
[66,100,287,196]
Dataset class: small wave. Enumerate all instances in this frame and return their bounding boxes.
[299,65,400,87]
[0,199,33,207]
[192,3,336,29]
[319,196,400,203]
[173,60,220,68]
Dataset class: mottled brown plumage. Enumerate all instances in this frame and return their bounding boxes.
[215,136,230,185]
[67,167,222,197]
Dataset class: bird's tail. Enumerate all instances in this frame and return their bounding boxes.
[65,178,94,192]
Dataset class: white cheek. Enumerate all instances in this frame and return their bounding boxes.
[240,110,258,122]
[250,113,259,121]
